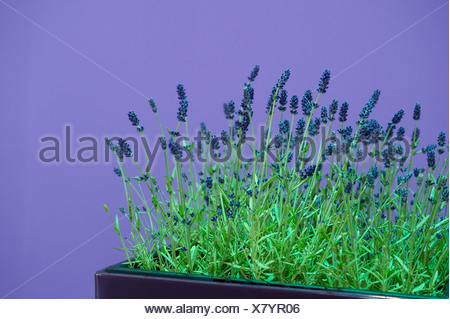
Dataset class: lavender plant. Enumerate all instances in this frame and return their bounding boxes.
[104,67,449,297]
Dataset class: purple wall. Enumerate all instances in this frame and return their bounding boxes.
[0,0,448,298]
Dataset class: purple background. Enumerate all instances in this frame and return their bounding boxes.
[0,0,448,298]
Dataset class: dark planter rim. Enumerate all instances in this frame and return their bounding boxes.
[101,260,449,299]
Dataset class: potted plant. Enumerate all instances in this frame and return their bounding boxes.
[96,66,449,299]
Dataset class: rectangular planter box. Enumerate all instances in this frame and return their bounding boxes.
[95,261,448,299]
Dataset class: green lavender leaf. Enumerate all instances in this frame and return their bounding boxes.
[393,255,409,273]
[415,215,430,233]
[260,175,279,192]
[114,215,120,235]
[411,282,426,294]
[190,245,198,268]
[136,218,141,232]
